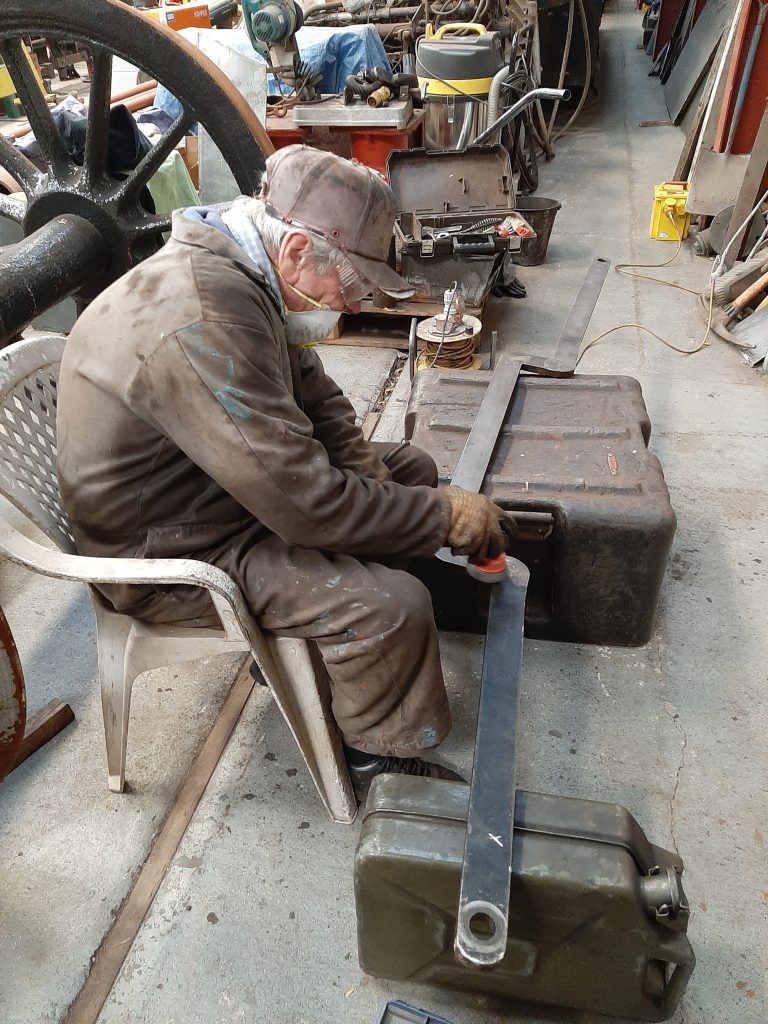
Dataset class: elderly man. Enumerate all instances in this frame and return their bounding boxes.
[57,145,506,797]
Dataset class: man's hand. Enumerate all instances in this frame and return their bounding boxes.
[442,486,506,562]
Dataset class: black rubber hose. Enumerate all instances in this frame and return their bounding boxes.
[344,75,378,98]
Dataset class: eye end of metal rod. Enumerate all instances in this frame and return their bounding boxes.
[455,900,509,967]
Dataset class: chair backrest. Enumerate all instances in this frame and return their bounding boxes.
[0,334,76,553]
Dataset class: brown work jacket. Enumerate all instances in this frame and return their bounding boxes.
[56,212,448,616]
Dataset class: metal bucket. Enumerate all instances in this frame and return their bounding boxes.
[513,196,561,265]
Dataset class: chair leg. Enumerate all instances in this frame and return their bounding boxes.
[267,637,358,825]
[93,603,134,794]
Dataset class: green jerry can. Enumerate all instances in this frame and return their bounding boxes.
[353,554,694,1021]
[355,777,694,1022]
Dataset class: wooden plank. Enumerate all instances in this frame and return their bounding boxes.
[361,411,380,440]
[674,30,731,179]
[62,661,256,1024]
[361,297,482,319]
[663,0,736,122]
[322,331,410,351]
[14,699,74,769]
[686,5,745,212]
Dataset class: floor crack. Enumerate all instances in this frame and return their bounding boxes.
[663,700,688,857]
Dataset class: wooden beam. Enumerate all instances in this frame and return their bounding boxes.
[13,699,74,769]
[62,661,256,1024]
[675,30,732,179]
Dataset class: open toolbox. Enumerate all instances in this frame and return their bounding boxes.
[387,146,525,306]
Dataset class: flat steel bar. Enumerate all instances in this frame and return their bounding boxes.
[529,256,611,376]
[455,557,529,966]
[448,355,523,493]
[13,699,74,768]
[62,661,256,1024]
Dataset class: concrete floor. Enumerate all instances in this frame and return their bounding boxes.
[2,1,768,1021]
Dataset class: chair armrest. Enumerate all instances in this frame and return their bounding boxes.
[0,518,253,641]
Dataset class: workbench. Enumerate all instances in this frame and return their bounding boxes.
[266,110,424,177]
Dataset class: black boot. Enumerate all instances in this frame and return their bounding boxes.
[346,750,466,802]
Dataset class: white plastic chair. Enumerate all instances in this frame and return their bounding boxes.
[0,334,357,823]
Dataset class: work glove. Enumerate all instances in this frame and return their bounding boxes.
[442,486,507,562]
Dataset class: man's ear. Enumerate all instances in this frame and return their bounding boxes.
[277,230,312,285]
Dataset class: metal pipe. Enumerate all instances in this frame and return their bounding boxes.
[375,21,411,37]
[118,89,158,114]
[486,65,511,125]
[0,215,108,345]
[455,98,476,150]
[302,0,344,15]
[309,5,418,20]
[110,79,158,103]
[472,87,569,146]
[725,2,767,152]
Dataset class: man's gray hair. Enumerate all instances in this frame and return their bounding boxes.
[246,197,338,274]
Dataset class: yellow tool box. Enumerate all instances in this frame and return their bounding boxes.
[650,180,691,241]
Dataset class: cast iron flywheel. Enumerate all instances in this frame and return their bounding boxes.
[0,607,25,784]
[0,0,274,345]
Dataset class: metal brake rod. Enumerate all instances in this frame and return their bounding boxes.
[455,557,530,967]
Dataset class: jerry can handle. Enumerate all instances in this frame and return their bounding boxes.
[653,935,697,1018]
[454,557,529,967]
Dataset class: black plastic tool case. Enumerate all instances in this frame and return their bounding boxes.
[387,146,519,305]
[407,370,676,646]
[356,776,694,1022]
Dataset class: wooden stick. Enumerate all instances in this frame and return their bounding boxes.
[13,699,74,769]
[674,31,732,179]
[61,660,255,1024]
[727,267,768,312]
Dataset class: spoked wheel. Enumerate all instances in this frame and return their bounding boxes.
[0,607,25,784]
[0,0,274,344]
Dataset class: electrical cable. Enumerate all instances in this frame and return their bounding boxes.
[614,227,699,297]
[552,0,591,143]
[548,0,574,139]
[576,211,715,363]
[746,220,768,261]
[427,280,461,368]
[576,282,715,362]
